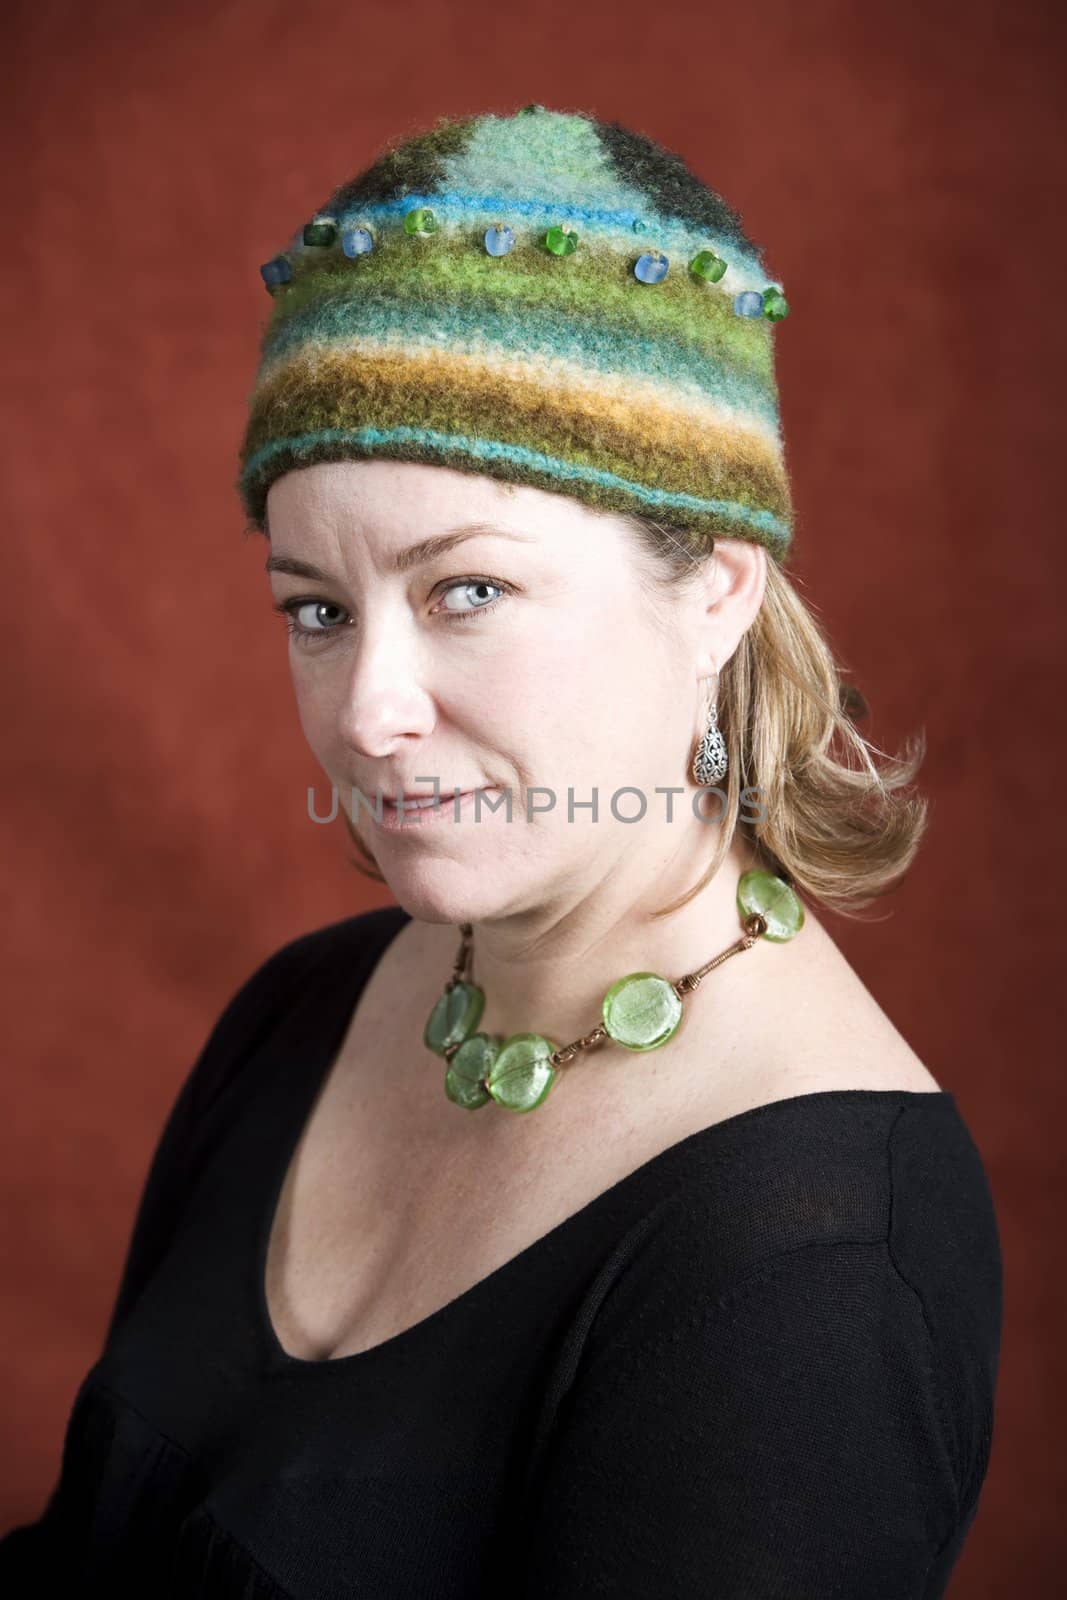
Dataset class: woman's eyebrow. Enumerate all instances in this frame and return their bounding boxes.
[389,523,535,573]
[264,523,536,583]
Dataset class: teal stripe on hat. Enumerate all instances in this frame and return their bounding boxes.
[239,426,791,545]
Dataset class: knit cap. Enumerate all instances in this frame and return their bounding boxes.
[237,105,793,560]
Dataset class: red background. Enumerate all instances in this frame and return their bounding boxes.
[2,0,1063,1590]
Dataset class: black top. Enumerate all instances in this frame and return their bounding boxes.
[1,905,1003,1599]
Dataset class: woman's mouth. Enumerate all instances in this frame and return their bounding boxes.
[373,787,499,831]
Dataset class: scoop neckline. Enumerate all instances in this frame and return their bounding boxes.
[253,903,953,1378]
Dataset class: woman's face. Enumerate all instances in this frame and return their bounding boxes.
[264,458,715,925]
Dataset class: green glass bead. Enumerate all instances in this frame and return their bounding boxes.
[303,220,337,247]
[602,972,683,1051]
[762,286,789,320]
[444,1032,501,1110]
[737,869,805,942]
[544,224,579,256]
[403,206,438,236]
[424,981,485,1055]
[689,250,727,283]
[632,218,650,233]
[487,1033,558,1112]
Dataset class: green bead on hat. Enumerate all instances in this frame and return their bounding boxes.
[690,249,728,283]
[302,219,337,247]
[403,206,439,236]
[544,223,579,256]
[762,285,790,320]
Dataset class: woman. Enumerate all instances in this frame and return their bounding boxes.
[2,106,1002,1596]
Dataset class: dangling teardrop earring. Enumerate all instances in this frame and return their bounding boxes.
[692,680,728,786]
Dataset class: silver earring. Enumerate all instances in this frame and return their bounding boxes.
[692,694,728,786]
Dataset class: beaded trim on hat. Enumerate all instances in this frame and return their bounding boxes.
[260,205,789,324]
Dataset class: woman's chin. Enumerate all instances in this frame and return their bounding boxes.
[378,862,506,929]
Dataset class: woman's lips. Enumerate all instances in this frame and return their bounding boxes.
[373,788,497,830]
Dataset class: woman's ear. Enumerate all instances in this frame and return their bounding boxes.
[692,538,767,679]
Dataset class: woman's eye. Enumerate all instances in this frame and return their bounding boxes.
[436,579,508,623]
[277,599,349,648]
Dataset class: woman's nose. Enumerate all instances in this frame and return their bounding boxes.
[332,627,436,756]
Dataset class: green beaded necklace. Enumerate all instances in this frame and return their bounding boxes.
[424,869,805,1113]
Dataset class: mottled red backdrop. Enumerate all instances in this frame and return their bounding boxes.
[2,0,1063,1591]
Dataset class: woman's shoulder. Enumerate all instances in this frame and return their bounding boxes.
[604,909,998,1316]
[588,1084,1001,1421]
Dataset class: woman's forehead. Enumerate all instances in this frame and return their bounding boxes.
[264,461,624,550]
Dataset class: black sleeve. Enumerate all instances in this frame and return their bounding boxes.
[0,927,331,1568]
[514,1240,963,1599]
[101,927,332,1348]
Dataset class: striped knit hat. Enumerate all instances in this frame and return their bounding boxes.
[237,105,794,561]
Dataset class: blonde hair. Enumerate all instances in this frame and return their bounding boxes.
[340,509,928,921]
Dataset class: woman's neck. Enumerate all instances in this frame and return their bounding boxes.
[436,830,776,1054]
